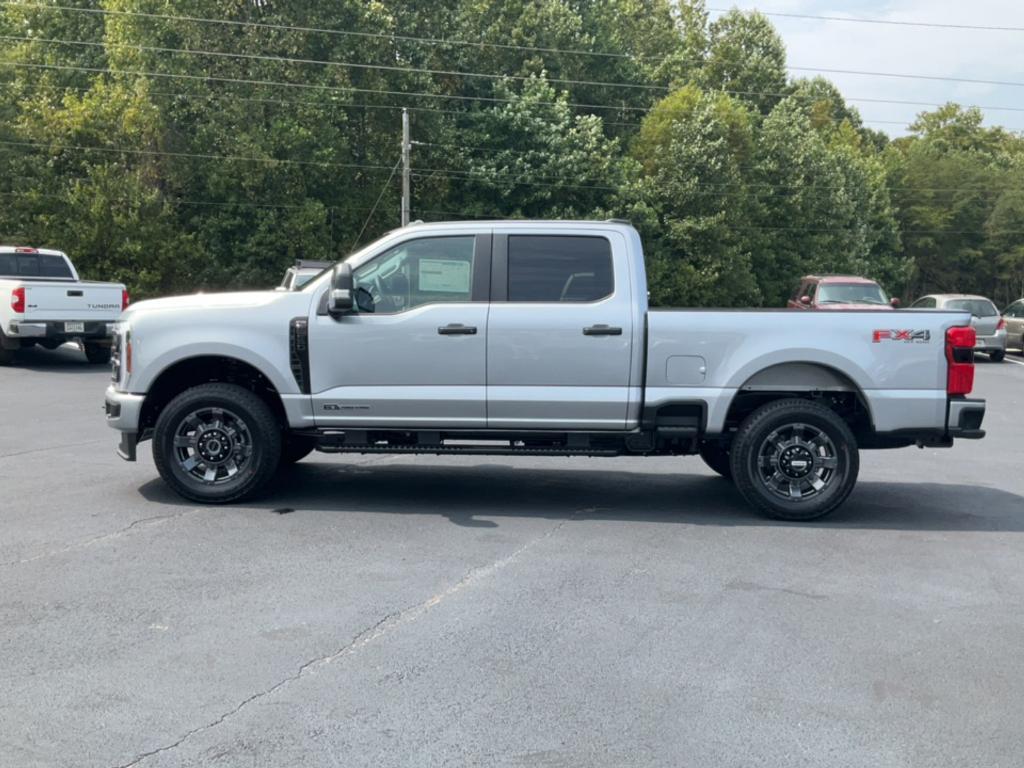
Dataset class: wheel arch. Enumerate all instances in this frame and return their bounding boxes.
[138,355,287,436]
[721,362,875,437]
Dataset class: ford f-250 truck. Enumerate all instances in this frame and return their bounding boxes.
[104,221,986,520]
[1,246,128,365]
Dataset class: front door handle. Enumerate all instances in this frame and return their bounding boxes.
[438,324,478,336]
[583,324,623,336]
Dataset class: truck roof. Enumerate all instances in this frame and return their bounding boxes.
[401,219,637,233]
[802,275,880,285]
[0,245,66,256]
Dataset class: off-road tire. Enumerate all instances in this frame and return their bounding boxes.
[84,342,111,365]
[153,383,282,504]
[730,398,859,522]
[698,442,732,479]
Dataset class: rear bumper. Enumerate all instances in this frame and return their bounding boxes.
[862,397,985,449]
[7,319,115,342]
[975,331,1007,353]
[946,397,986,439]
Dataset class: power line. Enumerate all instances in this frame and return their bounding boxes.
[5,139,1019,196]
[0,189,377,212]
[0,139,397,172]
[351,157,402,250]
[788,66,1024,89]
[0,61,651,115]
[0,1,640,61]
[11,31,1024,96]
[0,33,667,93]
[7,51,1024,118]
[707,7,1024,33]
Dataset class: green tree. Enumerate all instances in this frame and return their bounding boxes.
[697,9,788,115]
[620,84,761,306]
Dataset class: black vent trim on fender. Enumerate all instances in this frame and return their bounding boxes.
[289,317,310,394]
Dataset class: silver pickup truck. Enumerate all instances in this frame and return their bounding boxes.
[104,221,985,520]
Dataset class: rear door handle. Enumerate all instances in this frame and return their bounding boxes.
[438,324,477,336]
[583,324,623,336]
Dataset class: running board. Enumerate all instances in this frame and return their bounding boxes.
[313,442,621,458]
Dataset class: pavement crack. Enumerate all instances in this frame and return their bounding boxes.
[726,579,827,601]
[110,510,584,767]
[0,438,105,460]
[1,510,201,567]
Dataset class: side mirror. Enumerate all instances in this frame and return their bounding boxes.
[328,263,354,316]
[799,295,811,306]
[890,297,901,308]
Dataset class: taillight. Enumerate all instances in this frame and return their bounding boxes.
[121,288,130,311]
[11,287,25,313]
[996,317,1006,332]
[945,326,976,396]
[125,336,132,374]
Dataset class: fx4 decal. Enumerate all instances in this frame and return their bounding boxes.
[872,329,931,343]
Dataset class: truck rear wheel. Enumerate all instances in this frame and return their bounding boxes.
[152,383,282,503]
[730,398,859,521]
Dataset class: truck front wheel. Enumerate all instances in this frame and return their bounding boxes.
[730,398,859,521]
[152,383,282,503]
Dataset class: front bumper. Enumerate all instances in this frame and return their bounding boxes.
[8,320,115,341]
[105,385,145,461]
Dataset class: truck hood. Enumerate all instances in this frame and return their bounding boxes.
[122,290,286,319]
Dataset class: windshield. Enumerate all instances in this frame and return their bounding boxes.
[817,282,889,305]
[293,270,321,289]
[299,239,385,291]
[947,299,997,317]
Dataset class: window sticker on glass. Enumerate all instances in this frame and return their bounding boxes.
[419,259,471,293]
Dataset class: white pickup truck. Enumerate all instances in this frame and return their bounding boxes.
[1,246,127,365]
[104,221,986,520]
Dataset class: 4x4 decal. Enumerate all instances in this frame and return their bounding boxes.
[872,329,931,343]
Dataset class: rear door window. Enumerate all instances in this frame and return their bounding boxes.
[507,236,613,302]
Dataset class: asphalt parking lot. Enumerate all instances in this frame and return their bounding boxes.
[3,346,1024,768]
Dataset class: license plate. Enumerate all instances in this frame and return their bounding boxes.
[64,322,85,333]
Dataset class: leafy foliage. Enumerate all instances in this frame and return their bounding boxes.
[0,1,1020,307]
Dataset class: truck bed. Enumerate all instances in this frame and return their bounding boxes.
[645,308,972,435]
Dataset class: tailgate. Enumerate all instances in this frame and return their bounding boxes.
[23,283,124,320]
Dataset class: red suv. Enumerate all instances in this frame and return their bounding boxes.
[788,275,900,310]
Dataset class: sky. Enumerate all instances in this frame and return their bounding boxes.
[707,1,1024,136]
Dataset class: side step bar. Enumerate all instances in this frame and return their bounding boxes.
[294,426,699,458]
[315,443,622,458]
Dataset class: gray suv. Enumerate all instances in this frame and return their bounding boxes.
[910,294,1007,361]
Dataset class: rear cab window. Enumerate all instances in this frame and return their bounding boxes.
[946,299,998,317]
[507,235,613,302]
[0,252,73,279]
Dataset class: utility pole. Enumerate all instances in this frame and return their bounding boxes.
[401,108,410,227]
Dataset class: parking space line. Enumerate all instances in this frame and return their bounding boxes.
[1003,356,1024,367]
